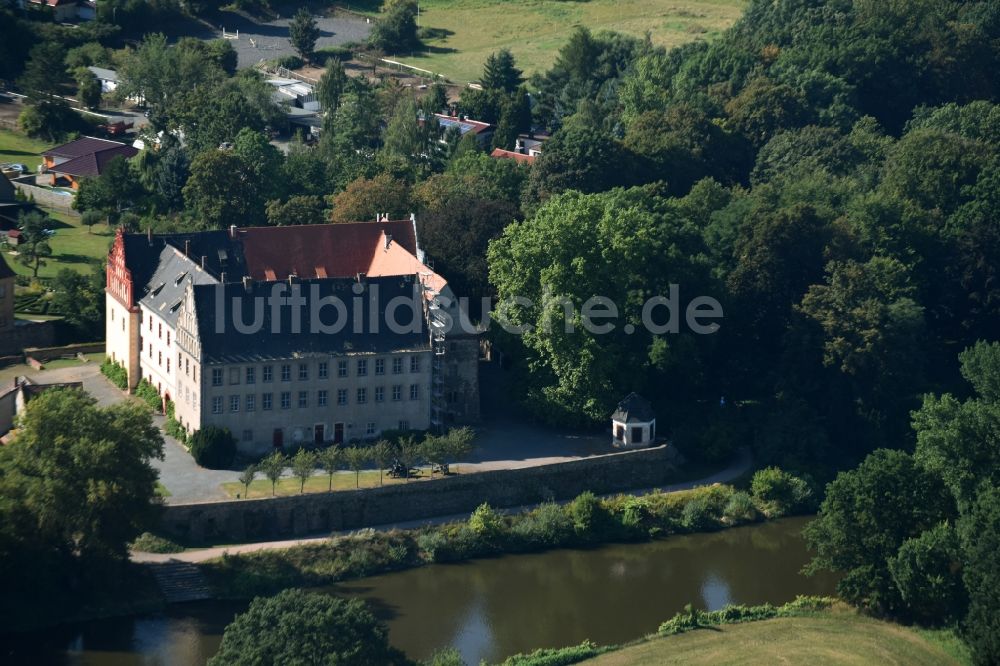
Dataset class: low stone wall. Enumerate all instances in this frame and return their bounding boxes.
[23,341,104,362]
[11,177,77,212]
[0,320,56,356]
[160,445,681,544]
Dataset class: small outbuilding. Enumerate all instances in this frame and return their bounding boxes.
[611,392,656,449]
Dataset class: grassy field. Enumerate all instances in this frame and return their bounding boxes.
[3,208,113,280]
[583,610,968,666]
[356,0,746,83]
[221,467,455,498]
[0,128,48,172]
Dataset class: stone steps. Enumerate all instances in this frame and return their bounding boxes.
[147,560,212,603]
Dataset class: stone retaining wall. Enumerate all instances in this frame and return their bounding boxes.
[11,177,78,212]
[160,445,680,544]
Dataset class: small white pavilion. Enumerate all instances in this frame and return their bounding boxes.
[611,393,656,449]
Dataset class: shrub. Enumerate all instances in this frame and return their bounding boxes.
[134,378,162,412]
[271,55,304,70]
[100,357,128,390]
[424,647,464,666]
[511,502,573,549]
[499,641,603,665]
[658,597,835,636]
[750,466,813,517]
[189,426,237,469]
[723,490,759,523]
[314,45,353,62]
[468,503,506,544]
[567,491,614,540]
[681,498,717,531]
[164,400,188,443]
[131,532,184,553]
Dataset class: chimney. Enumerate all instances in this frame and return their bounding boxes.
[229,224,237,239]
[384,232,392,249]
[147,227,152,244]
[356,272,366,283]
[242,275,252,292]
[184,239,190,257]
[201,255,206,270]
[220,271,226,284]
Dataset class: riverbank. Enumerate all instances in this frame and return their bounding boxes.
[200,478,809,600]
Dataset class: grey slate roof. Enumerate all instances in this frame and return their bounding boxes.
[192,276,431,364]
[611,393,655,423]
[139,247,218,327]
[123,231,246,293]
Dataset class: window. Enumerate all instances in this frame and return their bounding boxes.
[262,365,273,382]
[392,385,402,401]
[410,356,421,373]
[318,361,328,379]
[229,367,240,385]
[366,422,376,436]
[337,388,348,405]
[166,358,170,373]
[149,343,153,358]
[280,364,291,382]
[410,384,420,400]
[298,391,308,408]
[211,396,223,414]
[337,360,348,377]
[357,388,367,404]
[374,358,385,375]
[280,392,291,409]
[317,389,328,407]
[148,317,152,331]
[242,429,253,443]
[357,359,367,376]
[392,357,403,374]
[166,331,171,346]
[246,367,256,384]
[158,351,162,366]
[398,420,410,431]
[212,368,223,387]
[230,395,240,412]
[246,394,256,411]
[374,386,385,402]
[298,363,308,381]
[158,323,162,339]
[262,392,273,410]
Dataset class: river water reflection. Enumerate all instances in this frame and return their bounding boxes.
[1,516,837,665]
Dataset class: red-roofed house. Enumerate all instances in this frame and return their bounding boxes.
[490,148,536,165]
[43,136,139,190]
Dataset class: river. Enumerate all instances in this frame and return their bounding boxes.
[1,516,837,665]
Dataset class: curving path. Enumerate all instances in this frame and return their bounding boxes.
[132,448,753,564]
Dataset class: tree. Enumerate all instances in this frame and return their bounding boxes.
[318,446,342,491]
[803,449,956,616]
[153,145,190,212]
[958,487,1000,665]
[344,446,370,489]
[383,96,422,159]
[74,67,102,110]
[208,589,410,666]
[316,58,349,113]
[749,467,811,518]
[887,522,966,626]
[368,0,419,53]
[238,465,257,498]
[16,210,52,278]
[371,440,394,486]
[265,195,328,227]
[481,49,523,93]
[188,426,237,469]
[422,83,448,115]
[420,434,447,477]
[396,436,422,482]
[289,9,320,63]
[50,269,104,340]
[81,210,103,234]
[183,150,261,229]
[329,174,412,223]
[74,155,146,223]
[526,125,636,202]
[259,451,286,496]
[290,449,316,494]
[0,389,163,564]
[443,427,474,472]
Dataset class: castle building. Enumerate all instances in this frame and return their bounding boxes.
[105,218,480,454]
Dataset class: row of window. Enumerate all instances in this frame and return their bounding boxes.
[210,357,422,387]
[210,385,422,414]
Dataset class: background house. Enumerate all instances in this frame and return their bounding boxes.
[42,136,139,190]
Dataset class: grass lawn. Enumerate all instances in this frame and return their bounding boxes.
[365,0,746,83]
[583,609,968,665]
[4,208,113,281]
[221,467,455,498]
[0,128,49,172]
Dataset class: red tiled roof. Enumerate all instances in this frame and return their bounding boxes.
[490,148,536,164]
[238,220,418,281]
[52,145,138,178]
[44,136,136,160]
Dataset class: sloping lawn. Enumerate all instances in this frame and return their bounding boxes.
[369,0,746,83]
[0,128,48,172]
[584,610,967,666]
[4,208,112,280]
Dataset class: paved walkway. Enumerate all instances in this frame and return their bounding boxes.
[132,448,753,564]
